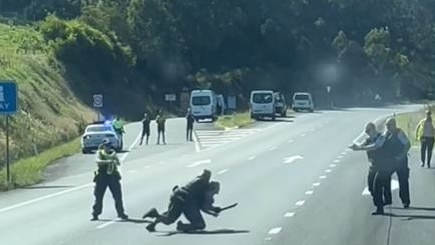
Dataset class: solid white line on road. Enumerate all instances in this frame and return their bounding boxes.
[269,147,277,151]
[0,183,93,214]
[319,175,327,179]
[284,155,304,164]
[193,132,201,153]
[333,159,340,163]
[362,179,399,195]
[97,220,117,229]
[313,182,321,187]
[187,159,212,168]
[295,200,306,206]
[305,190,314,195]
[218,169,228,175]
[120,132,142,162]
[268,227,282,235]
[329,164,337,168]
[284,212,295,217]
[325,169,332,173]
[248,156,256,161]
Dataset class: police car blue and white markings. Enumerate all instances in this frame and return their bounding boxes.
[81,121,122,154]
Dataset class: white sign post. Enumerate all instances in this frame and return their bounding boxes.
[93,94,103,121]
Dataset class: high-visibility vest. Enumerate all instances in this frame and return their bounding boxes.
[96,149,119,175]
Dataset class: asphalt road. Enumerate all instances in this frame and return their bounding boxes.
[1,105,434,245]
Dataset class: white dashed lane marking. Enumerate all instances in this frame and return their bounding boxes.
[295,200,306,206]
[187,159,211,168]
[268,227,282,235]
[284,212,295,217]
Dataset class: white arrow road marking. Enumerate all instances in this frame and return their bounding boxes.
[362,179,400,195]
[284,155,304,164]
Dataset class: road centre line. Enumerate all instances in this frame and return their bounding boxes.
[284,212,295,217]
[305,190,314,195]
[325,169,332,173]
[217,169,228,175]
[187,159,212,168]
[295,200,306,206]
[329,164,337,168]
[313,182,321,187]
[0,183,93,214]
[333,159,341,163]
[248,156,256,161]
[268,227,282,235]
[319,175,327,179]
[97,220,116,229]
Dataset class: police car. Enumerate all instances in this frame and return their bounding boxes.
[81,121,122,154]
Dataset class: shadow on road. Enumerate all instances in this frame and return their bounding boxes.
[156,229,250,237]
[21,185,73,189]
[94,218,152,224]
[385,212,435,220]
[391,206,435,211]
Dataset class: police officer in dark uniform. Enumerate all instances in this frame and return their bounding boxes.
[384,118,411,208]
[142,170,223,232]
[156,110,166,145]
[91,139,128,221]
[186,108,195,142]
[139,113,151,145]
[351,122,393,215]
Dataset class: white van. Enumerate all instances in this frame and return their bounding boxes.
[292,92,314,112]
[190,90,218,121]
[250,90,276,120]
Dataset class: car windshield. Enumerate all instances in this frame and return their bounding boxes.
[295,94,309,100]
[192,96,211,106]
[86,125,112,133]
[253,93,273,103]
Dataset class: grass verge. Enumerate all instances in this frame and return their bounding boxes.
[215,112,254,129]
[395,105,434,146]
[0,138,81,191]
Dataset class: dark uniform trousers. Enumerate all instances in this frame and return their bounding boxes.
[186,124,193,141]
[156,189,206,230]
[395,157,410,206]
[92,174,125,216]
[368,166,391,206]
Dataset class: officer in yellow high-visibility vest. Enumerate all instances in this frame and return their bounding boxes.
[91,138,128,221]
[416,110,435,168]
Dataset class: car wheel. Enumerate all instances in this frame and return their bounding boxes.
[309,108,314,113]
[82,148,89,154]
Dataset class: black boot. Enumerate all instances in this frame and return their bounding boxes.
[118,213,129,220]
[371,206,384,215]
[142,208,159,219]
[90,214,98,221]
[146,223,156,232]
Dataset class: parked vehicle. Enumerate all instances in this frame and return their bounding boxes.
[250,90,276,120]
[190,90,218,122]
[292,92,314,112]
[274,92,288,117]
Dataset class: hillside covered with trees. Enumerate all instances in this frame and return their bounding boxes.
[1,0,435,162]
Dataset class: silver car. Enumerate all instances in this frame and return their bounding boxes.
[81,122,122,154]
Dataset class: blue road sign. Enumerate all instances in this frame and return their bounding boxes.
[0,80,18,114]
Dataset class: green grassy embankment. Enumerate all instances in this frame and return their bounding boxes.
[0,23,95,190]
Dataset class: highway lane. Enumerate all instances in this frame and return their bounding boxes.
[1,105,432,245]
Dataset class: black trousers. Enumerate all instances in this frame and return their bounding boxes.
[395,164,410,206]
[186,125,193,141]
[368,166,391,206]
[373,170,392,207]
[92,174,125,217]
[420,137,434,165]
[155,193,205,231]
[140,128,150,144]
[157,126,166,144]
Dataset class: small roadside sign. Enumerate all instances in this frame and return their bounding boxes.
[0,80,18,114]
[93,94,103,108]
[165,94,176,102]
